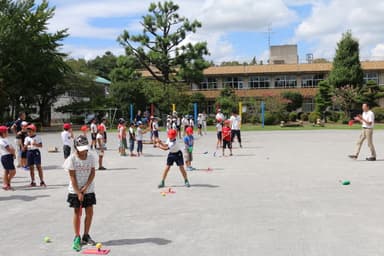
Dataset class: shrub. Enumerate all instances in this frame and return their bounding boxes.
[206,117,214,126]
[308,112,321,123]
[261,112,278,125]
[288,112,298,121]
[300,112,309,121]
[372,107,384,122]
[328,111,340,122]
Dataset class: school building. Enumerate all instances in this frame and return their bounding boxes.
[192,60,384,113]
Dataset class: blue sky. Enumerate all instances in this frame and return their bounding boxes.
[45,0,384,63]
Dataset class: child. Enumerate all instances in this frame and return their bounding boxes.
[90,119,97,150]
[151,117,159,145]
[118,118,127,156]
[216,118,223,149]
[80,125,89,138]
[128,122,136,156]
[0,126,16,190]
[96,125,106,170]
[24,124,46,186]
[184,126,194,171]
[136,121,148,156]
[222,120,233,156]
[62,123,74,159]
[100,118,107,149]
[16,121,28,169]
[156,129,190,188]
[197,113,203,136]
[64,135,97,251]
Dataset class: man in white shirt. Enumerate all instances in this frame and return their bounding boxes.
[349,103,376,161]
[230,111,242,148]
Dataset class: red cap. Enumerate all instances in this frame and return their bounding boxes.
[167,129,177,139]
[0,126,8,133]
[97,125,105,132]
[27,124,37,131]
[186,126,193,135]
[63,123,72,130]
[80,125,89,132]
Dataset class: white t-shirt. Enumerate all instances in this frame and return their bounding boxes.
[64,153,96,194]
[216,112,224,121]
[230,115,241,130]
[90,123,97,133]
[166,138,180,153]
[152,121,159,131]
[136,127,143,141]
[362,110,374,128]
[0,137,12,156]
[61,130,72,146]
[216,123,222,132]
[24,135,42,150]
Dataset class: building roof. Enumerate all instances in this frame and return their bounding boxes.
[140,61,384,78]
[203,61,384,76]
[94,76,111,85]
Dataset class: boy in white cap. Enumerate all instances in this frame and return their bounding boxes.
[64,135,97,251]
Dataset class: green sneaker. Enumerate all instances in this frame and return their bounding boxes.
[185,180,190,188]
[72,236,81,252]
[158,181,165,188]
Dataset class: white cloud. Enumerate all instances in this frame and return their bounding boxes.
[62,45,124,61]
[294,0,384,60]
[47,0,299,61]
[371,44,384,60]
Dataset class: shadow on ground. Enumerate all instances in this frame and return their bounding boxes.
[103,237,172,246]
[0,194,50,202]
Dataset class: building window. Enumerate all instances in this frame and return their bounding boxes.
[302,98,315,113]
[249,76,270,88]
[199,77,218,90]
[301,74,324,88]
[274,75,297,88]
[223,77,243,89]
[364,72,379,85]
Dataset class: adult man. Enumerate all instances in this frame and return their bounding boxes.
[349,103,376,161]
[230,110,242,148]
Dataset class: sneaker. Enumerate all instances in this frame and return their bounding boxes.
[366,157,376,161]
[40,181,46,187]
[240,144,243,148]
[185,180,190,188]
[348,155,357,159]
[98,166,107,170]
[82,234,96,246]
[72,236,81,251]
[158,181,165,188]
[30,181,36,187]
[186,166,193,171]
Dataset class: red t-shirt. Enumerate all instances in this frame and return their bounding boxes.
[222,126,231,141]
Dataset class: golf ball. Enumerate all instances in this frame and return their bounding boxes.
[96,243,102,249]
[44,236,51,243]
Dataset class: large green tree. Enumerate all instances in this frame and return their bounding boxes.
[117,1,210,112]
[88,51,118,80]
[0,0,70,125]
[328,31,364,89]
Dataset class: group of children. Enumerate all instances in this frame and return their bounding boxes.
[1,111,242,252]
[0,122,46,190]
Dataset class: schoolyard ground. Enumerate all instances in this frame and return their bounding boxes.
[1,129,384,256]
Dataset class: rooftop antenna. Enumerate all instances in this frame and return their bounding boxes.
[267,23,274,49]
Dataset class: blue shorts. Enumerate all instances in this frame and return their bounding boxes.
[27,149,41,166]
[166,151,184,166]
[153,130,159,138]
[1,154,15,171]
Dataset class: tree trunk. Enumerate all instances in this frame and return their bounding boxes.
[39,102,51,127]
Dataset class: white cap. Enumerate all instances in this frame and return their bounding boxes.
[76,145,89,152]
[21,121,28,126]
